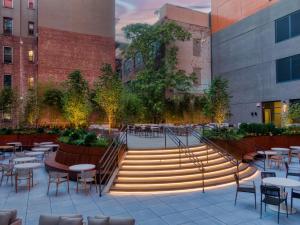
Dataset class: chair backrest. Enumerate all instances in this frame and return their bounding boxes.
[234,173,239,186]
[284,162,289,171]
[16,169,31,177]
[261,171,276,180]
[261,185,281,198]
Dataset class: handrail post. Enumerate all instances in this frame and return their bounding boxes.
[186,127,188,147]
[164,127,167,149]
[125,128,128,151]
[99,166,102,197]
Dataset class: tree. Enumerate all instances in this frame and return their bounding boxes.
[94,64,123,129]
[289,103,300,123]
[63,70,91,128]
[23,88,40,127]
[43,88,63,111]
[0,88,15,122]
[202,77,231,124]
[123,22,196,123]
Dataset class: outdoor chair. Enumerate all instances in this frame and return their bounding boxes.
[269,155,283,168]
[90,216,135,225]
[260,185,288,224]
[0,163,15,186]
[234,173,256,208]
[284,162,300,178]
[291,188,300,209]
[0,209,22,225]
[261,171,276,184]
[288,149,298,164]
[47,171,70,196]
[76,170,98,193]
[39,214,83,225]
[15,169,32,193]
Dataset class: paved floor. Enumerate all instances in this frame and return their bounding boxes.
[1,158,300,225]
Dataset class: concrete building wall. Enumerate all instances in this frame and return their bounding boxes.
[38,0,115,38]
[160,4,211,94]
[211,0,279,33]
[212,0,300,125]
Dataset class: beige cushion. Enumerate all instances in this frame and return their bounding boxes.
[39,215,60,225]
[0,210,17,224]
[0,212,11,225]
[87,216,109,225]
[109,218,135,225]
[58,217,83,225]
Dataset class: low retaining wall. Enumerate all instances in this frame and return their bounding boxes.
[0,134,58,148]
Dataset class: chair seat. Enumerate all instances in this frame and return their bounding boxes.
[50,177,68,183]
[78,178,95,183]
[237,186,255,193]
[263,196,286,206]
[270,155,283,160]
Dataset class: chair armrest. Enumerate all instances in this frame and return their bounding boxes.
[10,219,22,225]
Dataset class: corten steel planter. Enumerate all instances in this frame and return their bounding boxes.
[212,135,300,160]
[0,134,58,148]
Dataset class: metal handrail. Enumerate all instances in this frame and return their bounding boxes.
[187,127,240,174]
[165,127,205,193]
[98,126,128,197]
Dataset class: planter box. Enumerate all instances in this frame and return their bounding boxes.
[0,134,58,147]
[212,135,300,160]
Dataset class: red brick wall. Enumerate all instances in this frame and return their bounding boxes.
[37,27,115,85]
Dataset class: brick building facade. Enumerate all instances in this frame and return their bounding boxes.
[0,0,115,126]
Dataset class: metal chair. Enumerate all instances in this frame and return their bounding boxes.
[270,155,283,168]
[288,149,298,164]
[15,169,32,193]
[291,188,300,209]
[284,162,300,178]
[260,185,288,224]
[76,170,98,193]
[47,171,70,196]
[0,163,15,186]
[234,173,256,208]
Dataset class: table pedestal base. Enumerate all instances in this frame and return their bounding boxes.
[268,204,296,214]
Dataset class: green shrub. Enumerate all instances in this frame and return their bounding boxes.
[83,132,97,146]
[0,128,13,135]
[203,128,244,141]
[239,123,283,136]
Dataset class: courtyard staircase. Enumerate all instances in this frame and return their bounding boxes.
[109,134,257,194]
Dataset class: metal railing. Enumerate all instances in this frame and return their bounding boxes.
[164,127,205,193]
[187,127,241,175]
[98,127,128,197]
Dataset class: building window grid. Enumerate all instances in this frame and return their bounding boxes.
[28,50,34,62]
[3,74,12,88]
[3,0,13,8]
[3,17,13,35]
[276,54,300,83]
[28,0,34,9]
[276,10,300,43]
[28,21,34,35]
[3,46,13,64]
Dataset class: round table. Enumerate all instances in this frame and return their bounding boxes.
[69,164,95,173]
[13,157,36,164]
[25,152,44,157]
[263,177,300,214]
[7,142,22,146]
[39,142,54,145]
[31,147,51,152]
[271,147,290,152]
[290,146,300,153]
[14,162,41,170]
[41,144,59,151]
[0,146,14,151]
[257,150,278,168]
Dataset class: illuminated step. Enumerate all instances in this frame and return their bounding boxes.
[110,167,257,192]
[116,163,249,184]
[125,149,216,160]
[121,157,228,171]
[127,145,208,155]
[123,153,220,165]
[119,161,236,177]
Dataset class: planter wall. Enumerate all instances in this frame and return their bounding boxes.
[213,135,300,160]
[0,134,58,147]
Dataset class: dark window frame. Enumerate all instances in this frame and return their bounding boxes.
[276,54,300,83]
[3,74,12,88]
[28,21,34,36]
[3,46,13,64]
[3,17,13,36]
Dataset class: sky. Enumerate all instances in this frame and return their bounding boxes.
[115,0,211,42]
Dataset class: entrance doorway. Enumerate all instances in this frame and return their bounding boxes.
[262,101,282,127]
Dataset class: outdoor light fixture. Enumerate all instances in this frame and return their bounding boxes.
[282,101,288,113]
[256,103,261,108]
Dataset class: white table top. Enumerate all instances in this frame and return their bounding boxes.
[263,177,300,188]
[39,142,54,145]
[25,152,44,156]
[271,147,290,151]
[14,157,36,163]
[41,144,59,148]
[290,146,300,150]
[258,150,278,155]
[31,147,51,152]
[7,142,22,146]
[69,164,95,172]
[14,163,41,170]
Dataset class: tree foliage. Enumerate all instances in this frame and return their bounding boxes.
[63,70,91,128]
[94,64,123,128]
[0,88,15,113]
[202,77,231,124]
[289,103,300,123]
[24,88,40,126]
[43,88,64,110]
[123,22,196,123]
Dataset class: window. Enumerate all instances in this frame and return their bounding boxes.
[3,17,13,35]
[3,74,12,88]
[3,0,13,8]
[193,67,201,85]
[28,22,34,35]
[28,0,34,9]
[3,47,13,64]
[193,39,201,57]
[28,50,34,62]
[276,10,300,43]
[28,76,34,88]
[276,54,300,83]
